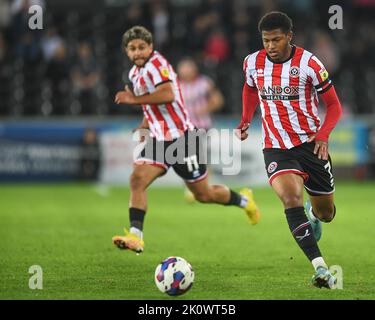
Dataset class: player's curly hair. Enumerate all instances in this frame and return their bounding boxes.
[258,11,293,34]
[122,26,153,48]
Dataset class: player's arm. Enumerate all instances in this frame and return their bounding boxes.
[308,85,342,160]
[307,55,342,160]
[235,83,259,141]
[115,82,175,105]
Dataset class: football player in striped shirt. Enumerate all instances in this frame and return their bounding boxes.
[177,57,224,202]
[112,26,260,254]
[236,12,342,289]
[177,57,224,132]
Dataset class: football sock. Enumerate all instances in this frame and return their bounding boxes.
[129,207,146,231]
[285,207,322,262]
[239,196,248,208]
[225,190,247,208]
[311,257,328,271]
[130,227,143,240]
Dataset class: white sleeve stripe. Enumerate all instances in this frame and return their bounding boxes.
[143,72,155,93]
[244,51,258,87]
[128,66,136,81]
[147,63,163,85]
[311,55,325,69]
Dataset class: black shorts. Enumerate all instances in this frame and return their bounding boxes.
[135,129,208,183]
[263,142,335,196]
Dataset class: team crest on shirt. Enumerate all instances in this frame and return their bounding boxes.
[160,67,170,78]
[319,69,329,81]
[268,161,278,174]
[290,66,300,77]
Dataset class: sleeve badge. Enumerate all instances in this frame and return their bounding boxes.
[319,69,329,81]
[160,67,170,78]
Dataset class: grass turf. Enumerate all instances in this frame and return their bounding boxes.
[0,182,374,300]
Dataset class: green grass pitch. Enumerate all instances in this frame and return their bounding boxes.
[1,181,374,300]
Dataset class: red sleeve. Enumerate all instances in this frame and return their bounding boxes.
[238,83,259,128]
[315,85,342,142]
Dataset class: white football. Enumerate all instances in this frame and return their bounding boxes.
[154,256,195,296]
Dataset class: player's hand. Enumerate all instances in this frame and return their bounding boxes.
[308,135,329,160]
[235,122,250,141]
[115,85,136,105]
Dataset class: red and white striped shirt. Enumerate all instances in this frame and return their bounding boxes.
[243,46,332,149]
[129,51,194,141]
[180,75,213,130]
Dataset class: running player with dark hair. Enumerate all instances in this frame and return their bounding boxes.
[112,26,260,254]
[236,12,342,289]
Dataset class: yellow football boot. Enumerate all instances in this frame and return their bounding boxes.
[239,188,261,225]
[112,228,144,254]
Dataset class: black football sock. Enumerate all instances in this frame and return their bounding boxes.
[224,190,243,207]
[285,207,322,261]
[129,207,146,231]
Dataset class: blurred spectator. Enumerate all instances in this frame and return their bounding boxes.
[311,30,340,76]
[0,32,12,115]
[233,30,250,63]
[11,0,45,62]
[71,42,101,114]
[0,1,374,117]
[204,28,230,64]
[41,27,64,61]
[80,128,101,181]
[123,2,148,32]
[150,0,170,51]
[45,41,71,115]
[10,0,45,15]
[0,0,11,29]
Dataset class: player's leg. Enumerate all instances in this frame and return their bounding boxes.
[308,193,336,222]
[129,163,166,211]
[301,142,337,240]
[185,175,230,204]
[265,141,337,288]
[183,175,260,224]
[271,173,336,288]
[112,163,166,253]
[304,193,335,243]
[183,130,210,204]
[175,128,260,223]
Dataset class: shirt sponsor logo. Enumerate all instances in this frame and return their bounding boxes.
[259,85,299,101]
